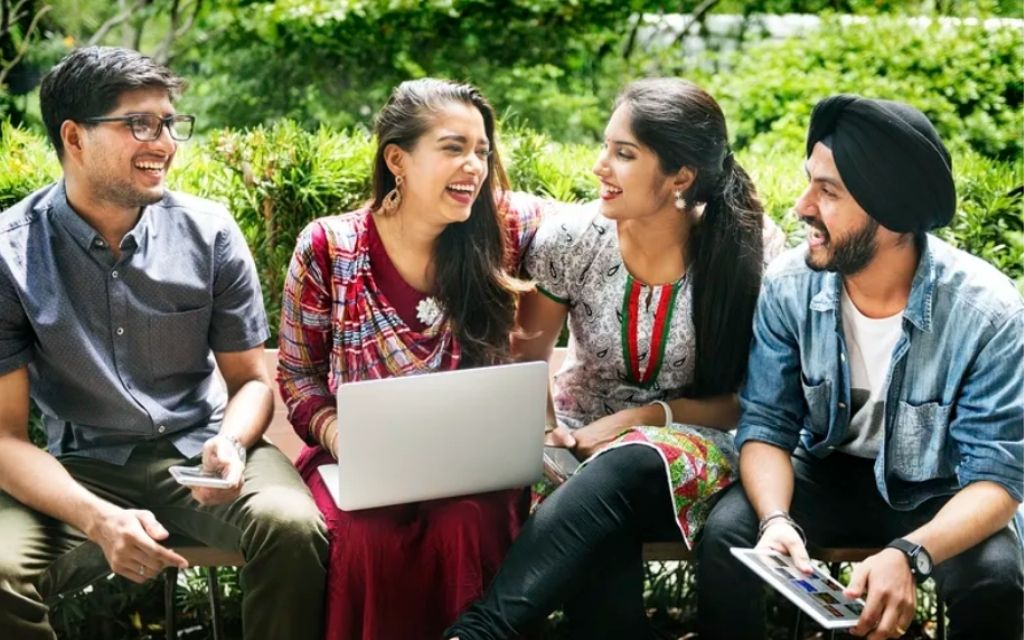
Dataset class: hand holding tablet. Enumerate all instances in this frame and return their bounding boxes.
[731,547,866,630]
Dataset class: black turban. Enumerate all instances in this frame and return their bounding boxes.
[806,95,956,233]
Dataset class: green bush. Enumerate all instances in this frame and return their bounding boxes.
[0,120,60,209]
[691,17,1024,161]
[172,9,1024,168]
[27,4,1022,156]
[937,146,1024,280]
[4,118,1020,344]
[177,0,633,140]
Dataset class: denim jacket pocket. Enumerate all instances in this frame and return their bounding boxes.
[800,375,832,435]
[148,306,212,381]
[890,400,954,482]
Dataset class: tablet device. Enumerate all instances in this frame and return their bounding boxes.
[730,547,865,629]
[169,464,234,489]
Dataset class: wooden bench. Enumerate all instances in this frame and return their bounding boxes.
[166,348,945,640]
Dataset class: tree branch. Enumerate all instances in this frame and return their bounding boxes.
[0,1,51,87]
[175,0,202,39]
[673,0,722,48]
[1,0,10,43]
[621,11,643,61]
[86,0,148,46]
[6,0,36,30]
[154,0,204,64]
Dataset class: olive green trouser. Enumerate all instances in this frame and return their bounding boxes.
[0,439,328,640]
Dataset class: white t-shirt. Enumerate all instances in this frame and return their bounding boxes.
[837,286,904,458]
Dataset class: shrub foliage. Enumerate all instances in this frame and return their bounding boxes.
[2,116,1020,348]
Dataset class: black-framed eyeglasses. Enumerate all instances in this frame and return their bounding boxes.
[82,114,196,142]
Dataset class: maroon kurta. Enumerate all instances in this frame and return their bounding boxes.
[298,447,526,640]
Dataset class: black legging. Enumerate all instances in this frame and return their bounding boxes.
[445,444,681,640]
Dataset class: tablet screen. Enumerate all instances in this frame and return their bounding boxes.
[730,548,865,629]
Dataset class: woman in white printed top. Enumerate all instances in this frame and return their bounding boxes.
[447,78,785,640]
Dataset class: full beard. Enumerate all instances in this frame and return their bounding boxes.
[805,218,880,276]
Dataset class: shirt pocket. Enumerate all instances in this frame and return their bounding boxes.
[890,400,954,482]
[148,306,212,381]
[800,374,832,435]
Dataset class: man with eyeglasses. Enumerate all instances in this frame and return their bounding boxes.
[0,47,328,639]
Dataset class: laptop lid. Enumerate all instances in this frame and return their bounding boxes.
[323,361,548,511]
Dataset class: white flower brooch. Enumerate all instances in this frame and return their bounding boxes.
[415,296,443,326]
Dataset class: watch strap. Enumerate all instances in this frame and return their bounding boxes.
[886,537,918,557]
[886,538,929,583]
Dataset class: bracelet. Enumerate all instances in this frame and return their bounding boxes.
[319,419,339,458]
[758,512,791,535]
[650,400,673,427]
[757,510,806,544]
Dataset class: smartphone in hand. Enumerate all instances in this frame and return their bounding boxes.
[169,465,233,489]
[542,446,581,486]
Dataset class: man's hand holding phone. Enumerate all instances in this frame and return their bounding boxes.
[170,434,246,505]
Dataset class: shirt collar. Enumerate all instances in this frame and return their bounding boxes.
[48,179,154,253]
[902,236,935,333]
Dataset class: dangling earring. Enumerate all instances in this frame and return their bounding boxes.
[674,190,687,212]
[381,175,404,215]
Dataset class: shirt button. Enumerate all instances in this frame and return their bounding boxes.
[158,425,166,433]
[840,353,846,362]
[111,270,119,279]
[838,402,847,410]
[116,327,124,336]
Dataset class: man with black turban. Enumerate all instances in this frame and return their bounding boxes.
[698,96,1022,640]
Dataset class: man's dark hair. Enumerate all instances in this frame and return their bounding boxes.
[40,46,185,159]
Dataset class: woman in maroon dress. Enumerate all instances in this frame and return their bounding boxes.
[276,79,548,639]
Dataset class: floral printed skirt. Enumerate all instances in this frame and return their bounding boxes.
[533,424,738,548]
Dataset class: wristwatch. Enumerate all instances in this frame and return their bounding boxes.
[886,538,933,583]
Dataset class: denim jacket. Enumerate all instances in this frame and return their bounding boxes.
[736,235,1023,510]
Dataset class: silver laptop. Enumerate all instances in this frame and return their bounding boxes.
[318,361,548,511]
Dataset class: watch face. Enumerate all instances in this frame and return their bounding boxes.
[915,552,932,575]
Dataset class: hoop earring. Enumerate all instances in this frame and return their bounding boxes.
[381,175,404,215]
[674,190,688,212]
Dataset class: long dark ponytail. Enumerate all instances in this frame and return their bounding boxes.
[370,78,521,366]
[616,79,765,397]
